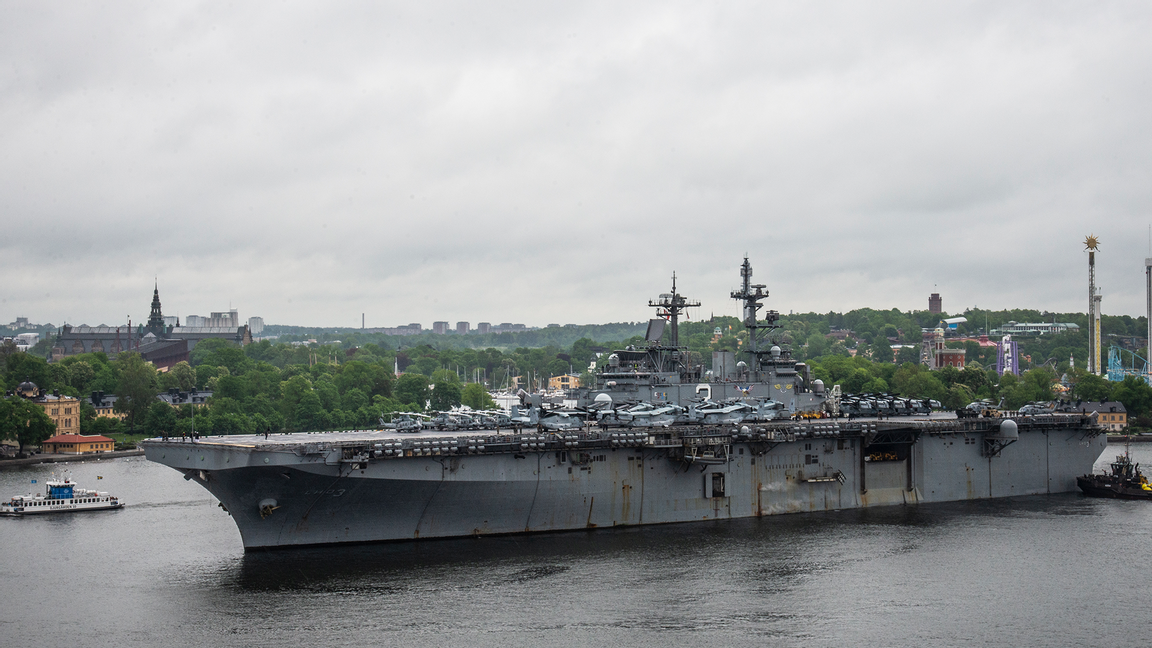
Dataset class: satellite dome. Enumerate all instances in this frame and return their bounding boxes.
[594,393,613,403]
[770,345,781,359]
[608,353,620,367]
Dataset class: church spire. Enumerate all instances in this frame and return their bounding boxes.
[147,281,166,336]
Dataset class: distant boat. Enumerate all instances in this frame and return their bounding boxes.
[1,477,123,515]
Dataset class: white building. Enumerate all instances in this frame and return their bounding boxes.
[248,317,265,336]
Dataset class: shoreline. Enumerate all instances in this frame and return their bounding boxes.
[0,449,145,469]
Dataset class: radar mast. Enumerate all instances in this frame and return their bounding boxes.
[730,256,783,370]
[649,272,700,349]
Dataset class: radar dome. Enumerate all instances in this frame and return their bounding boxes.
[990,419,1019,440]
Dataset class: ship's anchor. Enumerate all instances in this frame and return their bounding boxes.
[258,498,279,519]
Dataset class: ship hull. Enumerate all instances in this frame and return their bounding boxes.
[144,419,1107,550]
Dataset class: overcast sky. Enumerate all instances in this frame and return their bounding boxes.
[3,1,1151,329]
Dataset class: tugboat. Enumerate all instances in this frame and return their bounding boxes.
[1,476,124,515]
[1077,440,1152,500]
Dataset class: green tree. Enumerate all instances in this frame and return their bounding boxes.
[0,398,56,455]
[342,387,369,412]
[894,346,919,365]
[195,365,222,389]
[1073,372,1113,402]
[67,360,95,392]
[167,361,197,392]
[335,361,393,399]
[314,378,341,411]
[4,352,52,392]
[429,371,462,411]
[395,374,430,409]
[944,384,975,410]
[1111,375,1152,419]
[461,383,497,410]
[89,416,124,438]
[114,352,158,432]
[891,364,946,401]
[868,338,893,363]
[293,391,328,431]
[958,366,989,393]
[144,401,177,437]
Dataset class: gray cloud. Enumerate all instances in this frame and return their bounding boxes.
[2,1,1150,328]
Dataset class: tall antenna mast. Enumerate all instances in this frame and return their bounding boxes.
[730,256,782,371]
[649,272,699,349]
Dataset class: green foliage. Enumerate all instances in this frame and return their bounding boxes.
[114,353,158,432]
[944,384,975,410]
[429,370,462,411]
[0,398,56,454]
[1111,375,1152,419]
[159,361,196,392]
[144,401,177,437]
[1072,372,1113,402]
[4,352,53,392]
[891,364,947,401]
[1000,368,1055,409]
[461,383,497,410]
[395,374,430,410]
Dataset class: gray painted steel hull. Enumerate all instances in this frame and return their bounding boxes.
[143,419,1106,549]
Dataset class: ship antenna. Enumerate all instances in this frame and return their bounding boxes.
[731,256,778,375]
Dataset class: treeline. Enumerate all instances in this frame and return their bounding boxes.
[4,302,1150,439]
[806,354,1152,422]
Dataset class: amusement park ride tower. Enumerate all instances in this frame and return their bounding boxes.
[1086,235,1101,375]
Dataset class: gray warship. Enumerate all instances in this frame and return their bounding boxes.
[142,259,1108,550]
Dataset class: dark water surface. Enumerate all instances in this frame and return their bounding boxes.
[3,445,1151,647]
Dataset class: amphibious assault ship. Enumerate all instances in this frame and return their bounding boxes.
[142,259,1108,550]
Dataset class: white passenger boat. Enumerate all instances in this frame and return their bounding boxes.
[1,477,123,515]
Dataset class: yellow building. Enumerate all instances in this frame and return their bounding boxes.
[88,393,128,421]
[548,374,581,390]
[1066,401,1127,432]
[16,381,80,434]
[42,434,115,454]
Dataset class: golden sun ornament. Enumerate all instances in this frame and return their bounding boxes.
[1084,235,1100,250]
